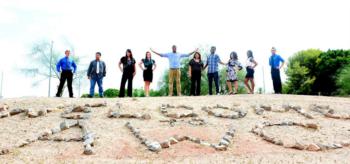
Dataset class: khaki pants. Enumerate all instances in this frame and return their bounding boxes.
[168,69,181,96]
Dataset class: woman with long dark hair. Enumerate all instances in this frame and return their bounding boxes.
[244,50,258,94]
[118,49,136,97]
[226,51,243,94]
[139,51,157,97]
[188,52,203,96]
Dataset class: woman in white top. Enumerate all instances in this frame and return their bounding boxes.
[244,50,258,94]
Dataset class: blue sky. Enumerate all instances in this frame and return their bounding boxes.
[0,0,350,97]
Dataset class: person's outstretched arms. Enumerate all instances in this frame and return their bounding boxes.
[218,56,227,65]
[150,48,164,57]
[181,48,199,58]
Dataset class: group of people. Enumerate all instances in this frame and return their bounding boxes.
[54,46,285,98]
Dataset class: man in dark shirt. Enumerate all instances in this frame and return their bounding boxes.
[55,50,77,98]
[87,52,106,98]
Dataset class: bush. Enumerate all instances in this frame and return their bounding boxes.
[104,88,119,98]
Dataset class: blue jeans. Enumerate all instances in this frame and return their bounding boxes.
[208,72,219,95]
[90,77,104,97]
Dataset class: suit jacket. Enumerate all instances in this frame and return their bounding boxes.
[87,60,106,78]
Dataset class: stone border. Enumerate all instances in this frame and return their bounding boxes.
[125,122,236,152]
[251,121,350,151]
[0,106,58,119]
[61,105,92,120]
[201,104,247,119]
[160,104,198,119]
[107,103,151,120]
[108,110,151,120]
[254,104,314,119]
[0,120,95,156]
[310,104,350,120]
[160,117,207,127]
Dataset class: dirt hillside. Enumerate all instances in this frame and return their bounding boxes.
[0,94,350,163]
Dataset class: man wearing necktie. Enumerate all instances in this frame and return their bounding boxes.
[269,47,285,94]
[87,52,106,98]
[55,50,77,98]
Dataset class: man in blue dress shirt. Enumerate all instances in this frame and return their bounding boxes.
[55,50,77,98]
[269,47,285,94]
[151,45,197,96]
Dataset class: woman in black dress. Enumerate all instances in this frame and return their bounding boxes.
[118,49,136,97]
[188,52,203,96]
[138,51,157,97]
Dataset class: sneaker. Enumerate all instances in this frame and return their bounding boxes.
[216,93,220,95]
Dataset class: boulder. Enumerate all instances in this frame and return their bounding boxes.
[160,141,171,148]
[37,109,47,116]
[146,141,162,152]
[51,127,61,134]
[0,111,9,118]
[141,114,151,120]
[306,143,321,151]
[0,104,9,112]
[169,137,178,145]
[305,123,318,129]
[255,107,264,115]
[26,109,38,118]
[9,108,23,116]
[84,144,94,155]
[72,106,85,112]
[260,105,272,111]
[0,148,10,155]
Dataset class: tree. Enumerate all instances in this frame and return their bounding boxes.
[20,40,87,96]
[285,49,322,94]
[315,49,350,95]
[285,49,350,95]
[336,65,350,96]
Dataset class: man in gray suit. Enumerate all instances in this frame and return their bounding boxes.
[87,52,106,98]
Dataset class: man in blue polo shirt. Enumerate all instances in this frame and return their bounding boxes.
[151,45,197,96]
[269,47,285,94]
[55,50,77,98]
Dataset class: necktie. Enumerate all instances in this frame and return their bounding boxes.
[96,62,100,74]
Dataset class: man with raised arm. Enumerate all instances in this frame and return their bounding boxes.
[150,45,197,96]
[203,46,226,95]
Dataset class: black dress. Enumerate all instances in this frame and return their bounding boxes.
[119,57,136,97]
[142,59,155,82]
[189,59,203,96]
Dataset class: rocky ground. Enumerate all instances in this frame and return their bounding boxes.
[0,94,350,164]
